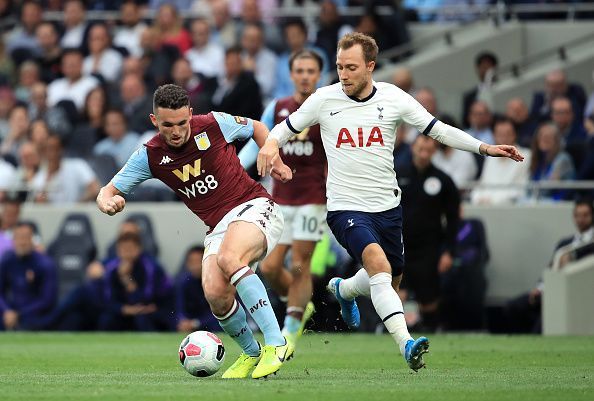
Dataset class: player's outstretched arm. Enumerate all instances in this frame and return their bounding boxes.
[97,182,126,216]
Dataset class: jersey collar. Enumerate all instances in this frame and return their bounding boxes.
[347,85,377,103]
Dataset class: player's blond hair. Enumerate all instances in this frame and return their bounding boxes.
[337,32,378,64]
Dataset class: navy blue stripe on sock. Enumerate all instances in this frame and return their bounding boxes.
[286,117,300,134]
[382,311,404,323]
[421,118,438,136]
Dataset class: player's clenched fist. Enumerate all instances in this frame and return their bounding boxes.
[98,193,126,216]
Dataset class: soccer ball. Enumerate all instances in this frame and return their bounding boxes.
[178,331,225,377]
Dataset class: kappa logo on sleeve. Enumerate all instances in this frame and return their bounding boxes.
[233,116,248,125]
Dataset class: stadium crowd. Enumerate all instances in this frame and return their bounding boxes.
[1,0,594,333]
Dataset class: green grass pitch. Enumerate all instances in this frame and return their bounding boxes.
[0,333,592,401]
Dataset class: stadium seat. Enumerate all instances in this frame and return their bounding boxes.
[48,213,97,299]
[88,154,119,186]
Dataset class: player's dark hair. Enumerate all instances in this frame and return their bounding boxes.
[153,84,189,111]
[475,51,498,67]
[289,49,324,72]
[337,32,378,63]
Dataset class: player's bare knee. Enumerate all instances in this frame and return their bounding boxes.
[259,258,278,276]
[363,251,391,276]
[203,281,233,316]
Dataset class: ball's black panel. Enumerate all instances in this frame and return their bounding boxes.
[194,370,210,377]
[216,345,225,361]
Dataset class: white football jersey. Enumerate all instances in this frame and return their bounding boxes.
[285,81,435,212]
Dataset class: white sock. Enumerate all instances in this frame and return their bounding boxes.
[339,268,370,299]
[369,272,413,356]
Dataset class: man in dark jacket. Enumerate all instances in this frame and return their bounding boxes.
[0,222,57,330]
[398,135,460,332]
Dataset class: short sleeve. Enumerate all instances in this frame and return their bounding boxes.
[212,112,255,143]
[112,146,153,194]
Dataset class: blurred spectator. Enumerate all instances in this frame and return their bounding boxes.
[1,104,29,160]
[529,123,575,200]
[0,39,15,86]
[229,0,278,24]
[105,219,157,260]
[154,4,192,54]
[12,141,40,201]
[66,86,106,158]
[240,23,278,103]
[551,97,587,146]
[39,260,106,331]
[274,18,328,99]
[530,69,587,123]
[35,22,62,83]
[100,232,174,331]
[176,245,220,332]
[149,0,193,11]
[315,0,352,65]
[466,100,494,144]
[399,135,460,332]
[407,87,455,144]
[208,0,238,49]
[0,87,16,139]
[432,115,478,190]
[29,119,49,151]
[171,57,217,114]
[60,0,89,50]
[504,198,594,333]
[237,0,283,52]
[139,27,178,87]
[471,118,531,205]
[117,73,155,134]
[14,60,41,102]
[432,142,478,191]
[0,230,10,259]
[585,71,594,120]
[30,134,100,203]
[93,109,139,168]
[392,67,415,95]
[113,0,148,58]
[185,18,225,79]
[5,0,42,58]
[0,221,57,331]
[27,82,48,121]
[47,49,99,111]
[505,97,538,148]
[212,46,263,120]
[83,23,123,83]
[461,51,497,127]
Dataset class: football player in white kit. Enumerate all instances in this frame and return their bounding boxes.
[257,33,524,371]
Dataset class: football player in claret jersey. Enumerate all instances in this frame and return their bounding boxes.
[238,50,326,359]
[258,33,524,371]
[96,84,294,379]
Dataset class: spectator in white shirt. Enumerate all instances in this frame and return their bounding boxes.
[93,110,140,168]
[83,23,124,83]
[185,18,225,79]
[471,118,532,205]
[31,134,100,204]
[47,49,99,111]
[113,1,148,57]
[240,23,278,104]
